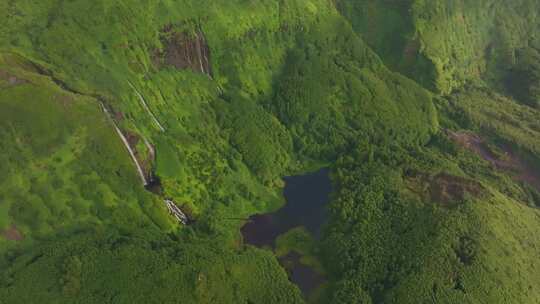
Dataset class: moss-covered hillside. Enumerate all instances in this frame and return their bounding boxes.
[0,1,539,303]
[338,0,540,96]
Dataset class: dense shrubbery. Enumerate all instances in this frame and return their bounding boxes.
[322,139,540,303]
[506,47,540,108]
[0,63,169,241]
[339,0,540,94]
[0,230,303,304]
[1,0,540,303]
[214,93,293,184]
[267,16,437,160]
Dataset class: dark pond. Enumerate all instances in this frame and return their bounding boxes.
[241,168,332,296]
[278,251,326,296]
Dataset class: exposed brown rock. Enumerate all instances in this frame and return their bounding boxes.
[447,130,540,192]
[0,69,27,88]
[153,25,212,75]
[2,225,24,241]
[429,173,485,205]
[125,131,151,177]
[114,110,125,122]
[405,170,485,206]
[125,131,140,149]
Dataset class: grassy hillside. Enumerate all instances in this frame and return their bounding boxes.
[1,0,539,303]
[0,52,172,242]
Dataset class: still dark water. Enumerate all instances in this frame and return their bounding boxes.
[241,168,332,296]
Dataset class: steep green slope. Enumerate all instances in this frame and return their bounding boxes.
[0,0,437,229]
[0,52,172,243]
[0,0,539,303]
[325,2,540,300]
[0,52,304,302]
[338,0,540,96]
[412,0,540,94]
[0,1,437,303]
[323,137,540,303]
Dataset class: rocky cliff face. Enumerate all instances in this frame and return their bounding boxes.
[154,25,212,76]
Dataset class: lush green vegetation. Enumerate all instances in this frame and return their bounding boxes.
[1,0,540,303]
[0,229,303,304]
[322,137,540,303]
[506,47,540,107]
[0,52,173,241]
[338,0,540,94]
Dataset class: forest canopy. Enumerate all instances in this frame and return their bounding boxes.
[1,0,540,303]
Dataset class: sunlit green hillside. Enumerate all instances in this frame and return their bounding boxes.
[1,1,539,303]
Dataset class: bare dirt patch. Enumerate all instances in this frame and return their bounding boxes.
[0,69,27,88]
[447,130,540,192]
[153,25,212,75]
[429,173,485,205]
[446,131,502,165]
[2,225,24,241]
[125,131,140,149]
[405,170,485,206]
[114,110,125,122]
